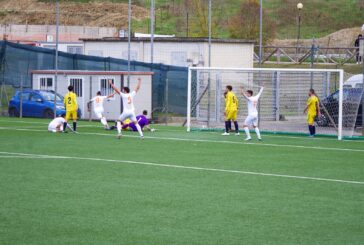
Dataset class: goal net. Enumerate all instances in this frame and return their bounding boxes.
[187,67,364,140]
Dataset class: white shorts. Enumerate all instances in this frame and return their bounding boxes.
[244,115,258,127]
[118,111,137,122]
[94,108,104,119]
[48,123,63,132]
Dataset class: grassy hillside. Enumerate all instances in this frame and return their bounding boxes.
[2,0,364,40]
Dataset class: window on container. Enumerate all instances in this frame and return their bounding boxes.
[69,78,83,97]
[100,78,115,99]
[67,46,83,55]
[39,77,53,90]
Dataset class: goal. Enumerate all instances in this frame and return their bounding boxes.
[186,67,363,140]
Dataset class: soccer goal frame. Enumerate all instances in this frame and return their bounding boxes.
[187,67,345,140]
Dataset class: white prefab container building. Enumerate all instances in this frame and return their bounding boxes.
[81,37,255,68]
[31,70,153,120]
[36,42,84,54]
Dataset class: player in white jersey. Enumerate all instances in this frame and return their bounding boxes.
[88,89,115,129]
[108,78,144,139]
[48,114,74,133]
[241,86,264,141]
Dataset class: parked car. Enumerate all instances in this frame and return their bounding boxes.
[317,88,363,128]
[343,74,363,89]
[8,89,82,118]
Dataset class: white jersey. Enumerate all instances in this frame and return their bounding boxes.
[119,91,136,112]
[48,117,66,130]
[244,87,264,117]
[91,96,107,111]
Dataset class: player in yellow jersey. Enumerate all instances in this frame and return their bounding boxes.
[63,85,78,132]
[222,85,239,136]
[304,89,321,137]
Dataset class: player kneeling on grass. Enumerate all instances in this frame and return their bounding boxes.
[88,89,115,129]
[108,78,144,139]
[222,85,239,136]
[304,89,321,137]
[122,110,155,132]
[48,114,74,133]
[241,86,264,141]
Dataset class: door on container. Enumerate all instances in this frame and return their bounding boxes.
[68,77,84,118]
[99,77,119,120]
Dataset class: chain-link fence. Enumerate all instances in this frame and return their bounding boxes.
[0,41,188,122]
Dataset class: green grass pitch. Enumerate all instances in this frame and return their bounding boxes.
[0,117,363,244]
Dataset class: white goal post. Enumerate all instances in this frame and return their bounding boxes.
[185,67,362,141]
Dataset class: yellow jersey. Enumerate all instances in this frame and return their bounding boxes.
[307,95,319,116]
[225,91,238,111]
[64,92,78,111]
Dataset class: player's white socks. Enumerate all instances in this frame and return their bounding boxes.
[135,123,144,137]
[244,127,251,139]
[101,117,108,127]
[117,121,122,134]
[255,127,261,139]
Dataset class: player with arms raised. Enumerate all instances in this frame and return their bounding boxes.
[109,78,144,139]
[88,87,115,129]
[304,88,321,137]
[241,86,264,141]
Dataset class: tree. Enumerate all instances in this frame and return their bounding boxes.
[228,0,276,44]
[186,0,219,37]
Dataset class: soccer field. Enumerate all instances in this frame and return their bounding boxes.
[0,117,363,244]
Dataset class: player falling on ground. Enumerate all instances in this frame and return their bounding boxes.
[63,85,78,133]
[222,85,239,136]
[48,114,74,133]
[88,88,115,129]
[241,86,264,141]
[108,78,144,139]
[122,110,155,132]
[304,88,321,137]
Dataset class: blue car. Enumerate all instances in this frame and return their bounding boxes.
[8,89,82,118]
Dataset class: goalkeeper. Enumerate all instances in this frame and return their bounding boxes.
[304,89,321,137]
[222,85,239,136]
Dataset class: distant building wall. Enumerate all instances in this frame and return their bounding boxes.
[0,24,117,43]
[37,42,84,54]
[83,38,254,68]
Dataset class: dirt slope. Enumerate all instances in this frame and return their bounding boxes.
[0,0,149,28]
[272,27,363,47]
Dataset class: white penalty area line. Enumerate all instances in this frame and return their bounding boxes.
[0,151,363,186]
[1,126,364,153]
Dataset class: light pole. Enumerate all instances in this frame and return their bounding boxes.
[54,0,60,118]
[258,0,263,67]
[127,0,131,87]
[150,0,154,65]
[296,2,303,62]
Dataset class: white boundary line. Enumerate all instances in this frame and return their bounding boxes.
[1,119,364,143]
[1,126,364,153]
[0,151,363,185]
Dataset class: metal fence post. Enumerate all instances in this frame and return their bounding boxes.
[19,76,23,118]
[207,0,212,128]
[361,38,364,135]
[165,78,169,126]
